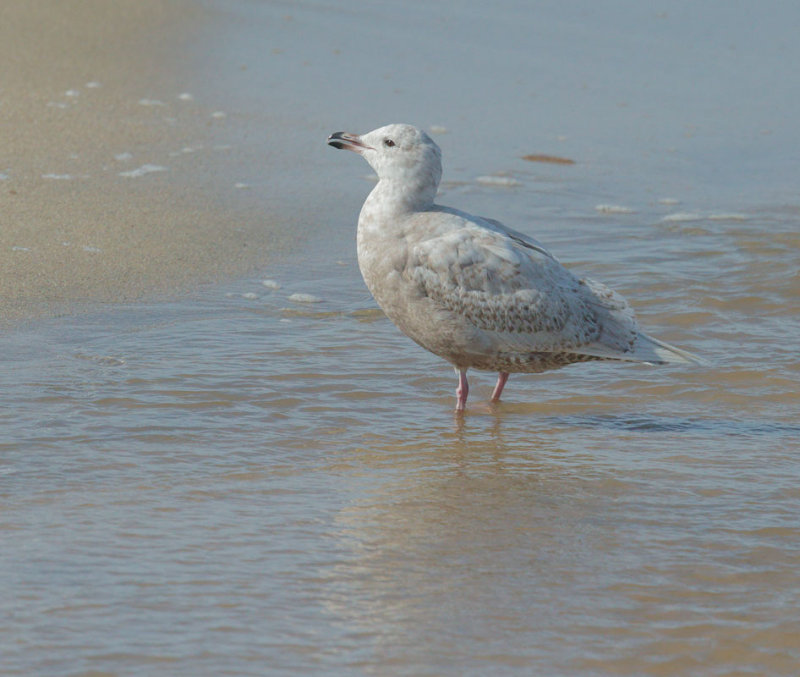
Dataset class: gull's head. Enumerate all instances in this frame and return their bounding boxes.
[328,123,442,189]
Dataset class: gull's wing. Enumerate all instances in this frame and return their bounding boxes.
[405,210,641,357]
[477,215,561,263]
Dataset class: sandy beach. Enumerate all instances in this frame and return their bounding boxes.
[1,0,292,323]
[4,0,796,326]
[2,2,799,675]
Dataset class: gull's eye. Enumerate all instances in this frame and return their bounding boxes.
[383,138,395,147]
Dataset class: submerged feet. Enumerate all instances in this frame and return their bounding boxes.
[454,370,510,411]
[491,372,510,403]
[455,369,469,412]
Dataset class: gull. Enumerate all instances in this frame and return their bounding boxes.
[328,123,702,412]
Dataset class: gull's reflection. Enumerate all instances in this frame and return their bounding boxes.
[318,423,624,670]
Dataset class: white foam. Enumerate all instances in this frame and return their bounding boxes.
[242,292,259,300]
[211,111,227,119]
[12,246,30,252]
[168,146,201,157]
[86,81,102,88]
[47,102,69,109]
[235,182,251,189]
[429,125,449,134]
[118,164,167,178]
[138,98,165,107]
[65,89,80,98]
[42,173,73,180]
[261,279,281,289]
[657,197,680,205]
[661,212,702,223]
[114,152,133,162]
[595,204,635,214]
[82,246,102,253]
[708,212,749,221]
[178,92,194,101]
[288,293,323,304]
[476,175,522,187]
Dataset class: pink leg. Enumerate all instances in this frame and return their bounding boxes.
[491,372,510,402]
[455,368,469,411]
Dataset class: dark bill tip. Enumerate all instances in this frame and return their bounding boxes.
[327,131,368,152]
[327,131,348,149]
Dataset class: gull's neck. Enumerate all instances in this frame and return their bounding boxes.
[366,176,434,213]
[361,171,439,226]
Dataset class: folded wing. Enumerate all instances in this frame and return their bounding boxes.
[406,212,646,360]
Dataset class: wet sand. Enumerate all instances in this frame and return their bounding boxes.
[2,2,799,675]
[1,0,289,323]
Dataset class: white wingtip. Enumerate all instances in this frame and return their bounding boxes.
[635,333,710,366]
[575,333,708,366]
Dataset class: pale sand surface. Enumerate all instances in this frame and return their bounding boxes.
[0,1,290,324]
[2,3,800,675]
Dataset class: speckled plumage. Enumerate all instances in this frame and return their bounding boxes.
[328,124,701,410]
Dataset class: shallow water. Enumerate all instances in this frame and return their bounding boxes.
[3,0,800,675]
[3,195,798,674]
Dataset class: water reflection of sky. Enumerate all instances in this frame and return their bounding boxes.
[206,0,800,206]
